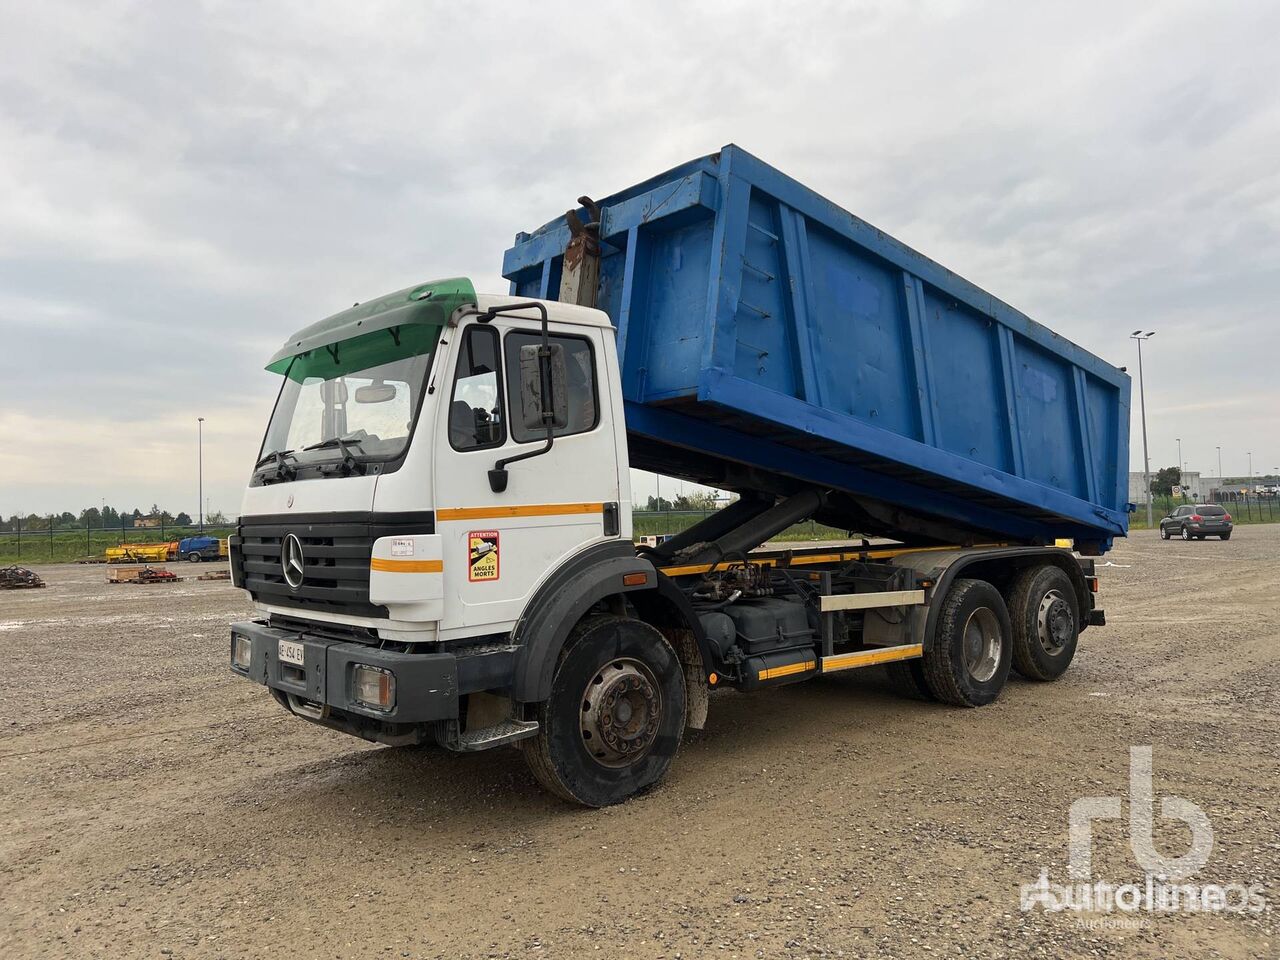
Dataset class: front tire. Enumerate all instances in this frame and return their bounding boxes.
[1008,565,1079,681]
[1160,525,1170,540]
[523,616,685,807]
[921,579,1012,707]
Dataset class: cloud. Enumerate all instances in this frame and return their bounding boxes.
[2,0,1278,517]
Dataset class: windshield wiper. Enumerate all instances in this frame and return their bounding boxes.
[255,448,296,469]
[255,449,298,483]
[302,436,367,475]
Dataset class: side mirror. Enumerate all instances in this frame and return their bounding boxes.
[518,343,568,432]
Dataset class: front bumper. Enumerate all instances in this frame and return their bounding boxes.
[1186,523,1233,535]
[229,619,470,724]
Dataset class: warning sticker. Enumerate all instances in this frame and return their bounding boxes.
[468,530,500,582]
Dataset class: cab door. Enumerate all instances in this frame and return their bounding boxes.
[432,316,622,640]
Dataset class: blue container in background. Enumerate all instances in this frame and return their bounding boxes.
[503,145,1130,552]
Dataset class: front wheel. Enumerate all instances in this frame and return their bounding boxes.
[523,616,685,807]
[921,579,1012,707]
[187,552,202,563]
[1159,525,1170,540]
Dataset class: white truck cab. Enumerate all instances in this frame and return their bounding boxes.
[237,282,630,645]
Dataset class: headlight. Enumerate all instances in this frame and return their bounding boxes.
[231,634,252,670]
[352,664,396,712]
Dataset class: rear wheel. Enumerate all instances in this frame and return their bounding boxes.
[1008,565,1079,681]
[523,616,685,807]
[1221,532,1232,540]
[884,658,935,701]
[187,552,202,563]
[921,579,1012,707]
[1181,526,1192,541]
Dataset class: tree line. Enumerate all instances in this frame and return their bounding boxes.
[0,504,231,533]
[643,492,720,512]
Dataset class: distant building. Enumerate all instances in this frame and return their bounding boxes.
[1126,472,1262,503]
[1128,470,1205,503]
[135,516,162,528]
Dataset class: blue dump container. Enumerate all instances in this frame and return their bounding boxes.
[503,145,1130,552]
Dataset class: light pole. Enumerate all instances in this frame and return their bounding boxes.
[1172,440,1182,504]
[1216,446,1222,483]
[1130,331,1156,528]
[1247,451,1252,493]
[197,417,205,533]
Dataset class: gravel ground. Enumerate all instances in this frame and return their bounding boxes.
[0,529,1276,959]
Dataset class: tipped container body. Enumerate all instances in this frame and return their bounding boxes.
[503,146,1130,552]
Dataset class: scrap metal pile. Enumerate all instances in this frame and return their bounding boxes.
[0,565,46,589]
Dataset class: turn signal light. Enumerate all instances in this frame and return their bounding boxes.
[352,664,396,712]
[231,635,252,670]
[622,572,649,586]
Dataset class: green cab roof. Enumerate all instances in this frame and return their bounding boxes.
[265,277,476,373]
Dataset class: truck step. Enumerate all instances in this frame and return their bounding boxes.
[452,718,540,752]
[818,589,925,612]
[820,643,923,674]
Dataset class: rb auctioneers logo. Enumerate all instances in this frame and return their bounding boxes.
[1021,747,1268,918]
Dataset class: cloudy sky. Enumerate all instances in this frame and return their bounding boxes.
[2,0,1277,520]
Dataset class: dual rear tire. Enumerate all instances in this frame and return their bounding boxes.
[921,579,1013,706]
[898,566,1081,706]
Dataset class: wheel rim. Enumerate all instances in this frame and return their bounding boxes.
[1036,589,1074,655]
[961,607,1002,682]
[580,658,663,768]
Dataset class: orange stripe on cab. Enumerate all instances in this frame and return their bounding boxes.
[370,558,444,573]
[436,502,604,522]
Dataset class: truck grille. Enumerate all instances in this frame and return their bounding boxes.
[235,511,434,619]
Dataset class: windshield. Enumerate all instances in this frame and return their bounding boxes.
[259,323,439,476]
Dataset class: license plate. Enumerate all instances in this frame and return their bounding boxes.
[278,639,305,666]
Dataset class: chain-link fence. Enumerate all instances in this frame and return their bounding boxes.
[0,522,237,564]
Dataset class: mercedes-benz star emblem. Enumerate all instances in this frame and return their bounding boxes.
[282,534,305,589]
